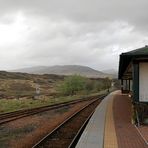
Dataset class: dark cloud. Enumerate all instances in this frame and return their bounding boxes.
[1,1,148,24]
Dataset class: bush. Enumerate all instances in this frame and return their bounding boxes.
[58,75,86,95]
[85,79,95,91]
[103,77,111,91]
[58,75,112,96]
[94,81,104,91]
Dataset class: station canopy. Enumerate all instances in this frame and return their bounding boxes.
[118,46,148,79]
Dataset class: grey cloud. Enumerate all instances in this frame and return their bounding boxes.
[0,0,148,70]
[0,0,148,28]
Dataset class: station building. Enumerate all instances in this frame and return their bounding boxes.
[118,46,148,124]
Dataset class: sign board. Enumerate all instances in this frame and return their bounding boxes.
[139,62,148,102]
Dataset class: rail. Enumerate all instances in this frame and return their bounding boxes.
[32,95,105,148]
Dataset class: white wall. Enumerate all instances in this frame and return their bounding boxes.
[139,62,148,102]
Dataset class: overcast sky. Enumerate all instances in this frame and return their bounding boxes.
[0,0,148,71]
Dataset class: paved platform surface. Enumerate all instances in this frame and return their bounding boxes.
[76,93,109,148]
[113,92,147,148]
[76,91,148,148]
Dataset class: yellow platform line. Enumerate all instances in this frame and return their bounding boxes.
[103,95,118,148]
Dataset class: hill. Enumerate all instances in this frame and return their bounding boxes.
[102,69,118,78]
[0,71,64,99]
[12,65,113,78]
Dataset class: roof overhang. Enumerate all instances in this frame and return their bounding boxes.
[118,54,148,79]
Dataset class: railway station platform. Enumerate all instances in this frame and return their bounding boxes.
[76,91,148,148]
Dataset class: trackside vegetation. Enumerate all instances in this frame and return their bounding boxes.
[0,74,114,113]
[0,90,108,113]
[58,75,112,96]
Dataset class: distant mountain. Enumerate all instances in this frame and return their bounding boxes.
[11,65,114,78]
[102,69,118,78]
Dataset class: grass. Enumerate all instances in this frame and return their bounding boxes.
[0,89,108,114]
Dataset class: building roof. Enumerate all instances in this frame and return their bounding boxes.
[118,46,148,79]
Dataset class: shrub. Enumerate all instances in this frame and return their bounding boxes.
[58,75,112,96]
[58,75,86,95]
[85,79,95,91]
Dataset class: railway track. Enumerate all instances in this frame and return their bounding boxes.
[0,94,105,125]
[32,96,104,148]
